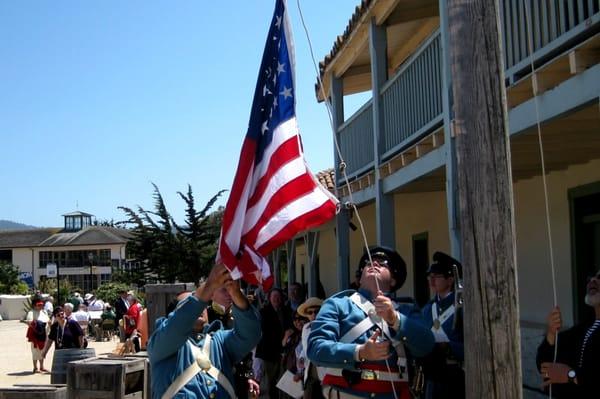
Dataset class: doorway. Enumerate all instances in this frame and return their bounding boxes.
[569,182,600,324]
[412,232,430,308]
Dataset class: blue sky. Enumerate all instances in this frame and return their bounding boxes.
[1,1,366,227]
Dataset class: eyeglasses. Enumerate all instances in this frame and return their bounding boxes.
[364,259,389,268]
[304,308,320,315]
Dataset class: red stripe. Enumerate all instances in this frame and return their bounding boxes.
[321,375,409,395]
[257,200,337,255]
[247,137,300,209]
[219,138,256,239]
[242,173,316,247]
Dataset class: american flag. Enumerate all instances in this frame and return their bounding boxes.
[217,0,338,289]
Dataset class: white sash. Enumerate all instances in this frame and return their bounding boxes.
[431,303,455,343]
[161,334,236,399]
[322,293,407,381]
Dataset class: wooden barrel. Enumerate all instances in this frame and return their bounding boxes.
[0,386,67,399]
[50,348,96,384]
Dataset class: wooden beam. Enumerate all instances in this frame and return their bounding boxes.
[389,17,439,71]
[569,49,600,74]
[386,0,438,25]
[448,1,522,398]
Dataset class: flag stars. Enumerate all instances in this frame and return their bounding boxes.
[277,62,286,75]
[275,15,282,29]
[280,86,293,100]
[261,120,269,135]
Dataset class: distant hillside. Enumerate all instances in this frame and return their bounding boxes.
[0,220,38,230]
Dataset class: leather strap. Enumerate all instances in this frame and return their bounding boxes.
[161,335,236,399]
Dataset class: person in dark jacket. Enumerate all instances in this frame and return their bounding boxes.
[255,287,292,398]
[537,269,600,398]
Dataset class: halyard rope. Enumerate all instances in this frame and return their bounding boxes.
[295,1,398,397]
[522,2,559,397]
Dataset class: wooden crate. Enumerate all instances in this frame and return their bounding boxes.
[67,357,148,399]
[0,385,67,399]
[145,283,195,336]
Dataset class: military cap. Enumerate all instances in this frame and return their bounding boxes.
[427,251,462,278]
[358,246,407,291]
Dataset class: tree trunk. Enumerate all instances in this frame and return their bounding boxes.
[447,1,523,398]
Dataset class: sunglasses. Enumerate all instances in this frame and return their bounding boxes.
[304,308,320,315]
[364,259,389,268]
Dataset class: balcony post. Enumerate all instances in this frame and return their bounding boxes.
[331,76,350,291]
[369,18,396,249]
[440,0,462,259]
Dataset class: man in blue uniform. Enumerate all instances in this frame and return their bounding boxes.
[308,246,434,399]
[148,264,261,399]
[421,252,464,399]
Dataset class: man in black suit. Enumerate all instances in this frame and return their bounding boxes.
[114,290,130,342]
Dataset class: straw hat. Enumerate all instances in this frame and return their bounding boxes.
[297,297,323,318]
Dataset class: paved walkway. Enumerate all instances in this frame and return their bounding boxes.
[0,320,116,387]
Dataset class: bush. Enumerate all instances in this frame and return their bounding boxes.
[94,282,131,307]
[36,277,79,305]
[0,261,30,295]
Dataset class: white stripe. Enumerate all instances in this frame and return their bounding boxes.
[223,167,255,255]
[254,185,331,249]
[246,245,272,281]
[242,156,306,235]
[250,118,298,188]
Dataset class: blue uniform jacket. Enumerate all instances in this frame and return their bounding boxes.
[148,294,261,399]
[421,291,464,361]
[307,289,434,398]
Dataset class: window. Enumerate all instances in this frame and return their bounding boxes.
[39,249,114,268]
[0,250,12,263]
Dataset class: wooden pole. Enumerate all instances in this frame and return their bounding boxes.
[447,1,523,398]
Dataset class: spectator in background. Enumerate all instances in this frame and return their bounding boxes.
[287,282,305,312]
[114,290,130,342]
[72,304,92,337]
[281,312,308,386]
[298,297,324,399]
[101,304,116,321]
[63,303,74,320]
[44,296,54,316]
[255,287,292,398]
[85,293,104,311]
[42,306,85,357]
[123,294,142,352]
[26,300,50,373]
[70,292,83,309]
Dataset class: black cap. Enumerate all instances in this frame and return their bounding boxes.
[358,246,407,291]
[427,251,462,278]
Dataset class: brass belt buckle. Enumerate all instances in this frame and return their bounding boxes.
[361,370,377,380]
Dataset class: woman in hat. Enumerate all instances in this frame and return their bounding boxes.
[298,297,324,399]
[25,299,50,373]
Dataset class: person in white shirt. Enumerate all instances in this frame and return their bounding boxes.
[72,304,92,336]
[85,294,105,311]
[44,296,54,316]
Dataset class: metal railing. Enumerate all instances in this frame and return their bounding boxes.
[502,0,600,79]
[381,31,443,155]
[338,99,374,178]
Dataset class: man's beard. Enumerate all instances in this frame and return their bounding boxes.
[584,292,600,307]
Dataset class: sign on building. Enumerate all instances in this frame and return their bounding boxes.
[46,263,57,278]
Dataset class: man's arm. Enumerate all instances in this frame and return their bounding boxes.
[392,304,435,358]
[222,279,261,364]
[307,298,357,368]
[148,264,232,362]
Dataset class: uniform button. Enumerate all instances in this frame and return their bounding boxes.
[206,380,212,386]
[370,393,376,398]
[209,393,216,399]
[343,359,347,363]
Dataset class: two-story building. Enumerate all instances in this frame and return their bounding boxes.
[281,1,599,394]
[0,211,131,292]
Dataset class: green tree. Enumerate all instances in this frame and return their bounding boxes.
[119,183,224,284]
[0,261,29,294]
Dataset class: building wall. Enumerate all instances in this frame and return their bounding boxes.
[12,244,126,285]
[393,191,450,298]
[514,158,600,326]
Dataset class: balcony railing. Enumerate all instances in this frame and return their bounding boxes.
[381,31,443,156]
[502,0,600,79]
[338,100,374,178]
